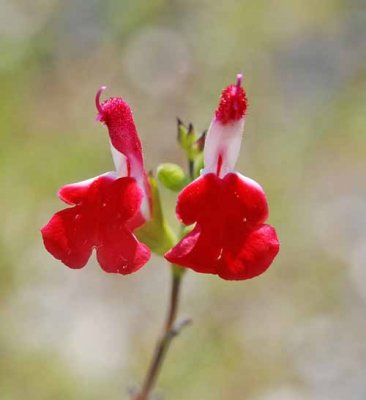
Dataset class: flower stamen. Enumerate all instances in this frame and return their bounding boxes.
[236,73,243,88]
[95,86,107,115]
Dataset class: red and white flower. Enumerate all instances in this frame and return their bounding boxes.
[165,75,280,280]
[41,87,151,274]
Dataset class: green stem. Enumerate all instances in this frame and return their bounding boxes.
[188,159,194,180]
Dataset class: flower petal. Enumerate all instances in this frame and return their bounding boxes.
[99,176,144,222]
[215,75,247,124]
[41,207,96,269]
[175,173,220,225]
[97,94,151,220]
[96,230,150,274]
[58,177,98,205]
[165,173,279,280]
[223,172,269,226]
[203,118,245,177]
[42,175,151,273]
[165,225,221,274]
[219,224,280,280]
[96,177,151,273]
[203,75,248,177]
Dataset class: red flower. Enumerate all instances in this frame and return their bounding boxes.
[41,87,151,274]
[165,75,279,280]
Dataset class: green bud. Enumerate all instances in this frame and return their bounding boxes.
[177,119,198,159]
[177,118,188,144]
[157,163,188,192]
[176,119,206,181]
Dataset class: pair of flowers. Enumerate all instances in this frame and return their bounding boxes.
[41,76,279,280]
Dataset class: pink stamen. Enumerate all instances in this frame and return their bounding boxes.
[95,86,107,114]
[236,73,243,88]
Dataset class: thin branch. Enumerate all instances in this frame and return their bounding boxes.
[132,272,189,400]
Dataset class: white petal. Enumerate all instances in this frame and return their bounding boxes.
[110,143,151,221]
[130,159,151,221]
[203,117,245,177]
[109,140,128,177]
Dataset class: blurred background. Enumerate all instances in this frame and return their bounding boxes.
[1,0,366,399]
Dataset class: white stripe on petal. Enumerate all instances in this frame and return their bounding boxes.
[110,141,151,221]
[110,141,128,177]
[203,117,245,177]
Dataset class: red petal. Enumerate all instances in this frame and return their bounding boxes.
[223,173,269,226]
[42,175,151,273]
[96,177,150,273]
[41,207,96,269]
[97,95,152,220]
[219,224,279,280]
[165,225,221,274]
[98,97,143,164]
[99,176,144,222]
[97,229,150,274]
[58,177,97,205]
[215,81,248,124]
[175,174,220,225]
[165,173,279,280]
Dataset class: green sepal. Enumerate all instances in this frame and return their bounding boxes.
[157,163,188,192]
[177,118,187,144]
[135,174,176,256]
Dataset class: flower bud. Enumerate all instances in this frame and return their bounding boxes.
[157,163,188,191]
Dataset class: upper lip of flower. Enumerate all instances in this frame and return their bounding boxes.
[95,86,152,220]
[215,73,248,124]
[202,74,247,178]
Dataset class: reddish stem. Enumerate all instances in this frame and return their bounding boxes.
[133,272,187,400]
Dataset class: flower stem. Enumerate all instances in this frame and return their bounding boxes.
[188,159,194,180]
[133,267,188,400]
